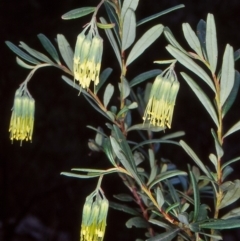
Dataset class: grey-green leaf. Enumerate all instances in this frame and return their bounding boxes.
[182,23,203,59]
[126,217,149,229]
[200,219,240,229]
[223,120,240,138]
[96,68,113,94]
[61,7,96,20]
[220,44,235,106]
[206,13,218,73]
[5,41,40,64]
[37,33,61,64]
[221,207,240,219]
[211,129,224,159]
[100,17,122,68]
[146,229,179,241]
[196,19,207,59]
[126,123,165,132]
[166,45,215,92]
[181,72,218,127]
[122,8,136,51]
[126,24,164,66]
[222,70,240,117]
[121,0,139,20]
[103,83,114,108]
[57,34,73,72]
[109,201,140,215]
[16,57,35,69]
[121,77,131,99]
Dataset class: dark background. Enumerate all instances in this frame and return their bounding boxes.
[1,0,240,240]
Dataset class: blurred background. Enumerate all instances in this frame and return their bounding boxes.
[1,0,240,240]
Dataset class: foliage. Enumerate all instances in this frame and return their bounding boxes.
[5,0,240,240]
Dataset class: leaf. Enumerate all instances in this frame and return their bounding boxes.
[57,34,73,72]
[180,140,212,179]
[126,217,149,229]
[126,123,165,132]
[219,180,240,209]
[121,0,139,20]
[181,72,218,126]
[148,170,187,189]
[37,33,61,64]
[222,156,240,170]
[146,229,179,241]
[100,17,122,68]
[220,44,235,106]
[223,120,240,138]
[156,187,164,208]
[113,193,133,202]
[182,23,203,59]
[166,45,216,92]
[129,69,162,87]
[16,57,35,69]
[221,207,240,219]
[61,7,96,20]
[19,41,54,64]
[206,14,218,73]
[200,219,240,229]
[137,4,184,26]
[126,25,164,66]
[222,167,234,182]
[222,71,240,117]
[109,201,140,215]
[196,19,207,59]
[234,49,240,61]
[95,68,113,94]
[148,219,172,230]
[122,8,136,51]
[103,83,114,108]
[211,129,224,158]
[5,41,40,64]
[209,153,218,171]
[96,22,115,29]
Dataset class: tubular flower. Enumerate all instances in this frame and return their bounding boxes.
[9,89,35,143]
[74,31,103,89]
[143,74,180,128]
[80,191,109,241]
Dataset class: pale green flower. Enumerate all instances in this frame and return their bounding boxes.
[143,74,179,128]
[9,89,35,143]
[80,192,109,241]
[74,31,103,89]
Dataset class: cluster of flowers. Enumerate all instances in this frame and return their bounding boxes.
[9,88,35,144]
[81,190,109,241]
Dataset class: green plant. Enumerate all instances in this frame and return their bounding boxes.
[5,0,240,240]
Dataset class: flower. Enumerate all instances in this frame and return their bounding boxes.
[80,191,109,241]
[143,73,179,128]
[9,89,35,143]
[74,30,103,89]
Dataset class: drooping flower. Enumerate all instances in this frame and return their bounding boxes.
[73,27,103,89]
[143,71,179,129]
[9,89,35,143]
[80,191,109,241]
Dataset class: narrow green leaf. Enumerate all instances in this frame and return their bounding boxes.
[156,187,164,208]
[200,219,240,229]
[166,45,216,92]
[122,8,136,51]
[109,201,140,215]
[96,22,115,29]
[100,17,122,68]
[206,14,218,73]
[196,19,207,60]
[19,41,54,64]
[148,170,187,189]
[126,217,149,229]
[103,83,114,108]
[137,4,184,26]
[234,49,240,61]
[222,71,240,117]
[57,34,73,72]
[181,72,218,126]
[209,153,218,172]
[5,41,40,64]
[147,149,158,185]
[189,168,200,222]
[223,120,240,138]
[221,207,240,220]
[96,68,113,94]
[16,57,35,69]
[129,69,161,87]
[146,229,179,241]
[37,33,61,64]
[121,77,131,99]
[222,156,240,170]
[182,23,203,59]
[211,129,224,158]
[164,28,189,56]
[61,7,96,20]
[180,140,212,179]
[126,123,164,132]
[219,179,240,209]
[222,166,234,181]
[126,24,164,66]
[114,193,133,202]
[220,44,235,106]
[121,0,139,20]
